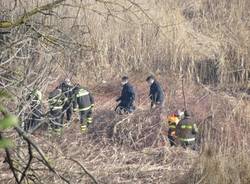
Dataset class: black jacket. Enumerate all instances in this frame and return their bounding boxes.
[117,83,135,107]
[73,87,94,111]
[149,81,164,104]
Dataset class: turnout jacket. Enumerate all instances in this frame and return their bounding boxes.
[27,90,42,106]
[117,83,135,107]
[48,89,67,111]
[73,87,94,111]
[176,117,198,142]
[149,81,164,104]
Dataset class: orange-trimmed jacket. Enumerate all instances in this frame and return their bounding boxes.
[167,115,180,137]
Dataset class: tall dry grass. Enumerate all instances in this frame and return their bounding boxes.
[1,0,249,85]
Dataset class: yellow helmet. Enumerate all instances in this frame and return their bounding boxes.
[167,115,179,124]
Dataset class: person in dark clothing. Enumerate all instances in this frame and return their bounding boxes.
[24,89,42,132]
[146,75,165,109]
[176,110,198,150]
[48,88,67,134]
[115,76,136,114]
[73,85,94,133]
[59,78,74,125]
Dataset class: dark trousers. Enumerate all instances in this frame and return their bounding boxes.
[115,102,135,113]
[151,100,165,109]
[168,135,176,147]
[79,109,92,125]
[180,141,196,150]
[24,104,42,132]
[62,103,72,121]
[49,109,63,130]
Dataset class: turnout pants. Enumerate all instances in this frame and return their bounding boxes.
[168,135,177,147]
[62,102,72,122]
[49,109,63,131]
[180,140,196,150]
[79,109,92,132]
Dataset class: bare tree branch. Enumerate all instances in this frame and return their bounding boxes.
[0,0,66,29]
[68,158,99,184]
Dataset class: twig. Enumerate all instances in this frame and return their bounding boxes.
[14,126,70,184]
[19,141,33,183]
[0,133,20,183]
[181,75,187,110]
[0,0,66,29]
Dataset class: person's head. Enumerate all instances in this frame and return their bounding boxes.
[121,76,129,85]
[146,75,155,85]
[64,78,71,85]
[175,109,184,119]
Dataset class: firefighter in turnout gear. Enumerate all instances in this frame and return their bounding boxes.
[59,78,74,125]
[24,89,42,132]
[146,75,165,109]
[73,85,94,133]
[167,110,183,146]
[176,110,198,149]
[48,88,67,133]
[115,76,136,114]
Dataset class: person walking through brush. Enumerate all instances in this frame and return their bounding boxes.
[176,110,198,149]
[24,89,43,132]
[73,85,94,133]
[146,75,165,109]
[48,87,67,134]
[59,78,74,126]
[115,76,136,114]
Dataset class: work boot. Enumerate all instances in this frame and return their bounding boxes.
[54,128,62,135]
[48,125,53,133]
[63,121,70,128]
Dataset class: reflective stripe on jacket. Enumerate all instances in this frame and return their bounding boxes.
[176,117,198,142]
[73,88,94,111]
[48,89,66,111]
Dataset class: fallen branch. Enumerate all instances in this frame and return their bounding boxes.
[0,133,20,183]
[19,141,33,183]
[14,126,70,184]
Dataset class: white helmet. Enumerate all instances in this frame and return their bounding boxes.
[65,78,71,85]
